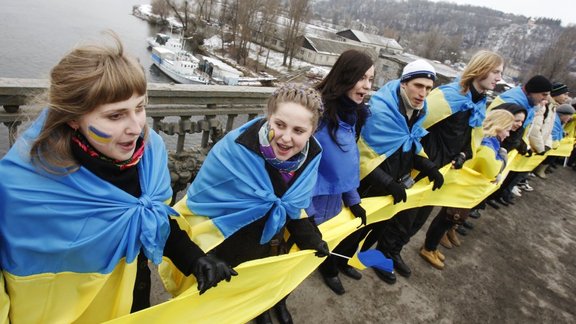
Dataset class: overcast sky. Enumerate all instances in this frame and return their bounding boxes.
[430,0,575,26]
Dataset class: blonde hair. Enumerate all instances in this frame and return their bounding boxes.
[266,84,324,130]
[460,50,504,94]
[483,109,515,137]
[30,31,147,173]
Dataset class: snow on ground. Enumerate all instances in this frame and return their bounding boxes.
[203,34,323,78]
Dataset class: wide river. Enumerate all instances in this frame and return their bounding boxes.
[0,0,170,81]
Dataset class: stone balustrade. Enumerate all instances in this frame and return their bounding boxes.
[0,78,275,199]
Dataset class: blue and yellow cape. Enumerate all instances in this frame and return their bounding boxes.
[0,109,176,323]
[357,79,428,179]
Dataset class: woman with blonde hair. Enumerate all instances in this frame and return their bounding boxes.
[174,83,329,324]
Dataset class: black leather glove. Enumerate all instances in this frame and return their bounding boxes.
[191,255,237,295]
[191,255,217,295]
[387,181,407,204]
[452,152,466,169]
[207,254,237,283]
[314,240,330,258]
[427,168,444,191]
[349,203,366,227]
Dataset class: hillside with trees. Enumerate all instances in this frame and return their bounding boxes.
[149,0,576,87]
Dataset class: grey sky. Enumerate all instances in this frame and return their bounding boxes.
[430,0,575,26]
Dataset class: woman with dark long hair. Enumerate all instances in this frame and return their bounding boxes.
[306,49,375,295]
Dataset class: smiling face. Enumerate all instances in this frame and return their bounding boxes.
[267,102,315,161]
[346,65,375,104]
[401,78,434,108]
[68,93,147,161]
[511,112,526,131]
[476,64,503,92]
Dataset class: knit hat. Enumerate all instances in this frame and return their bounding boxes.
[556,103,575,115]
[524,75,552,93]
[401,59,436,83]
[551,82,568,97]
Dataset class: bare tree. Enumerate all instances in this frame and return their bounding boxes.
[151,0,171,21]
[530,27,576,82]
[283,0,311,69]
[254,0,280,72]
[165,0,195,36]
[234,0,265,65]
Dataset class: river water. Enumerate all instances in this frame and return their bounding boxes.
[0,0,169,81]
[0,0,209,155]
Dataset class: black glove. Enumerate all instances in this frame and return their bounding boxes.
[387,181,407,204]
[191,255,237,295]
[427,168,444,191]
[452,152,466,169]
[349,203,366,227]
[314,240,330,258]
[207,254,237,283]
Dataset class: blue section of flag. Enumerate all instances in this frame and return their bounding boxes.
[357,249,394,273]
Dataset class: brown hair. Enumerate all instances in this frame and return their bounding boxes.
[266,83,324,131]
[483,109,515,137]
[460,50,504,94]
[30,31,147,173]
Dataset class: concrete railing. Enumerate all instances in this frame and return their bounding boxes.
[0,78,275,198]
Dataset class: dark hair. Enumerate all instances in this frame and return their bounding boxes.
[315,50,374,146]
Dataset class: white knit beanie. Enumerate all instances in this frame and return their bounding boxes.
[401,59,436,83]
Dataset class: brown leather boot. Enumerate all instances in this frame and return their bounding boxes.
[447,226,461,247]
[435,249,445,262]
[439,233,453,249]
[419,247,444,270]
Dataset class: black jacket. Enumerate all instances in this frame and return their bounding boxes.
[421,109,473,167]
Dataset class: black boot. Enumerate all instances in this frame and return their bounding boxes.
[273,298,293,324]
[338,264,362,280]
[390,252,411,278]
[373,268,396,284]
[322,275,345,295]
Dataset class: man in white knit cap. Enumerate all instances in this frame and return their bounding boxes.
[356,59,444,285]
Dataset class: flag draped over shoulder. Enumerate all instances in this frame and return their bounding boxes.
[0,109,175,323]
[489,86,535,128]
[423,81,487,156]
[465,137,505,180]
[552,116,564,143]
[423,81,487,129]
[358,79,428,179]
[179,117,321,248]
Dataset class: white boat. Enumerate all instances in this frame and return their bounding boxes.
[147,33,183,51]
[151,47,209,85]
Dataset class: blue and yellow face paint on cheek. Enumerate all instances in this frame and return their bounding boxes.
[87,125,112,144]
